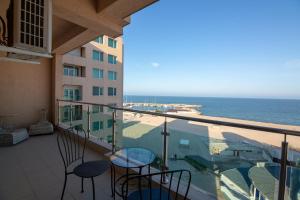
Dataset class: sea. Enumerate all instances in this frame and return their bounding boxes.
[123,95,300,126]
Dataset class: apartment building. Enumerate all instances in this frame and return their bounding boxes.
[57,35,123,142]
[0,0,156,129]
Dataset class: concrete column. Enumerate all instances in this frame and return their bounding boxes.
[52,54,64,125]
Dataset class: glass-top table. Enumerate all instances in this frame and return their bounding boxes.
[110,147,156,199]
[110,147,156,169]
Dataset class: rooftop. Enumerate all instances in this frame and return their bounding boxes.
[221,167,252,195]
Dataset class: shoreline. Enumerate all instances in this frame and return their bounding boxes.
[123,109,300,152]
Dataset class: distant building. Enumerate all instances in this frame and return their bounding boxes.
[56,36,123,142]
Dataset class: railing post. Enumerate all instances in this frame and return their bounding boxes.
[70,104,73,127]
[161,117,169,183]
[112,109,116,154]
[278,134,288,200]
[87,105,91,138]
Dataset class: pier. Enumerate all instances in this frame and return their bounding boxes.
[123,102,202,114]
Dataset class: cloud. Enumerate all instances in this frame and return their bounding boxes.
[151,62,160,68]
[284,59,300,69]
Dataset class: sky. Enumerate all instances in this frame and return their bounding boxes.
[123,0,300,99]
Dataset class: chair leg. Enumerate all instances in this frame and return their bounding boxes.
[81,177,84,193]
[61,174,67,200]
[91,177,95,200]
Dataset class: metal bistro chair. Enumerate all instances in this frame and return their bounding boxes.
[57,127,110,200]
[121,169,191,200]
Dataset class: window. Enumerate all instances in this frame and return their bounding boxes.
[107,119,113,128]
[108,54,117,64]
[94,36,103,44]
[69,90,74,100]
[93,50,103,62]
[73,105,82,121]
[64,88,81,100]
[63,106,70,122]
[19,0,46,48]
[74,89,80,100]
[92,68,104,79]
[108,71,117,80]
[63,68,68,76]
[92,121,99,131]
[80,47,86,57]
[92,121,103,131]
[108,38,117,48]
[63,65,81,77]
[62,105,82,122]
[92,105,103,113]
[92,86,103,96]
[108,87,117,96]
[64,89,68,98]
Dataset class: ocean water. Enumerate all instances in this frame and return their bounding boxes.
[123,95,300,126]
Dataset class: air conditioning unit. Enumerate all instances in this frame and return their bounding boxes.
[0,0,52,62]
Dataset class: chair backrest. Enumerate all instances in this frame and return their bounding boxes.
[57,127,87,170]
[122,169,191,200]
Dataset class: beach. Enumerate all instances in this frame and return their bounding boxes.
[119,104,300,196]
[123,110,300,152]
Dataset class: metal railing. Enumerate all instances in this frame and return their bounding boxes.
[57,99,300,200]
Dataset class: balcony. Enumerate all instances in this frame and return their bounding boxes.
[56,100,300,200]
[1,99,299,200]
[0,127,214,200]
[0,133,113,200]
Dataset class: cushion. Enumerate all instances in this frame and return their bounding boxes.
[29,121,53,135]
[11,128,29,144]
[0,128,28,146]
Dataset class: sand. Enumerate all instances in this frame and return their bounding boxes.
[123,111,300,151]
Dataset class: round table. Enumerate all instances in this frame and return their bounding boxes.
[110,147,155,199]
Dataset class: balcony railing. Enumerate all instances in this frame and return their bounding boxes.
[57,99,300,200]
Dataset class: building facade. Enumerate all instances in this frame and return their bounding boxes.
[0,0,156,129]
[57,35,123,142]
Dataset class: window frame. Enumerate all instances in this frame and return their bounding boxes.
[94,36,103,44]
[92,121,100,131]
[92,50,104,62]
[108,38,117,48]
[63,65,81,77]
[108,87,117,96]
[92,121,103,131]
[108,71,117,80]
[108,54,117,64]
[92,68,104,79]
[92,86,103,96]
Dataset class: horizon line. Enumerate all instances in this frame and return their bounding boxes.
[123,94,300,101]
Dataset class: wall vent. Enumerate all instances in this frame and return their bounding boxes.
[10,0,52,53]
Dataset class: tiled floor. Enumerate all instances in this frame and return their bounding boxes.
[0,132,218,200]
[0,133,115,200]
